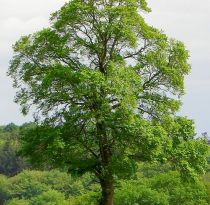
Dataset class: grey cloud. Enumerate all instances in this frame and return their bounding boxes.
[147,0,210,135]
[0,0,67,125]
[0,0,67,19]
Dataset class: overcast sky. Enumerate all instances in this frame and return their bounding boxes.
[0,0,209,135]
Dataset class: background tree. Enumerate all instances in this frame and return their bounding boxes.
[1,165,209,205]
[0,124,28,176]
[8,0,208,204]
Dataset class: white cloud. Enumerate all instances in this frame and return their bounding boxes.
[0,0,67,19]
[0,0,67,125]
[146,0,210,135]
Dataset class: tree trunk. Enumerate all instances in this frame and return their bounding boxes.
[96,114,114,204]
[100,178,114,205]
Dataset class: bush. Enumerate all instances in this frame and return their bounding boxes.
[1,167,209,205]
[151,171,208,205]
[6,199,29,205]
[30,190,67,205]
[70,191,99,205]
[115,180,168,205]
[0,174,8,204]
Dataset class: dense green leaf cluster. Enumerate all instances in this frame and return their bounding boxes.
[0,128,209,205]
[0,166,210,205]
[0,169,95,205]
[7,0,209,203]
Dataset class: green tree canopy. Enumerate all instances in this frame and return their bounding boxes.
[8,0,208,204]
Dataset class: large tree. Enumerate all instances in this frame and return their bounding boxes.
[8,0,208,204]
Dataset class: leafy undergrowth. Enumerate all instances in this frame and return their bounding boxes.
[0,167,209,205]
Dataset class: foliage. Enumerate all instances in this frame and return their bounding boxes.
[0,124,28,176]
[0,175,8,205]
[30,190,67,205]
[150,171,208,205]
[202,165,210,203]
[115,180,168,205]
[6,191,67,205]
[6,199,29,205]
[0,165,209,205]
[3,170,82,201]
[0,170,76,205]
[8,0,208,203]
[69,191,99,205]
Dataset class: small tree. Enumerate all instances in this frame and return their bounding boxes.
[0,125,28,176]
[8,1,208,204]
